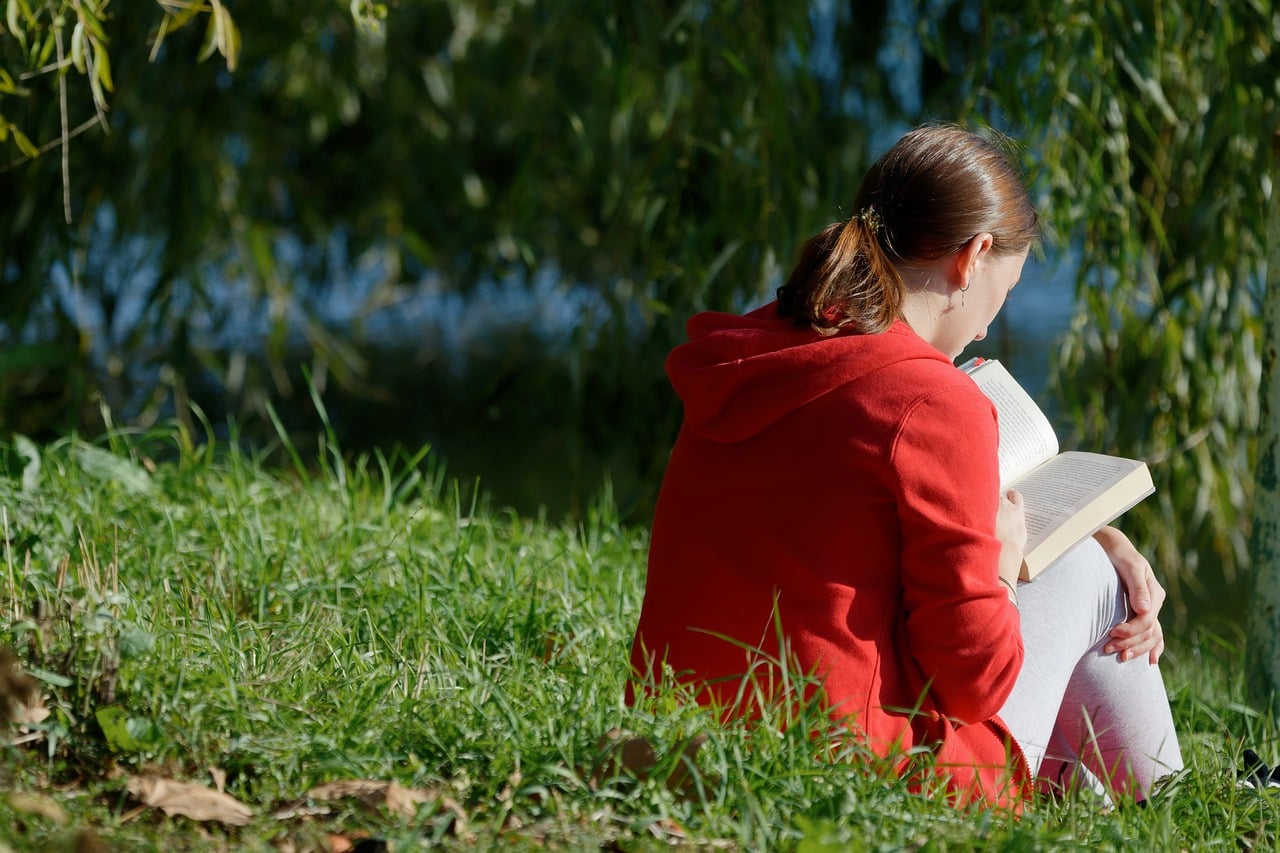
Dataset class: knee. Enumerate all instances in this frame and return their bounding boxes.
[1069,537,1118,585]
[1062,536,1127,629]
[1018,536,1128,641]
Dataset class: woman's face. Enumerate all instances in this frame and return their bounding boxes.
[947,247,1028,359]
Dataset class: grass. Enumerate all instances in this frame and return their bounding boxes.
[0,422,1278,851]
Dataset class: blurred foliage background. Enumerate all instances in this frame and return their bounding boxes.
[0,0,1276,625]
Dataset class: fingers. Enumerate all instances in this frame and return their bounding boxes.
[1092,526,1168,665]
[1105,614,1164,663]
[1106,600,1166,663]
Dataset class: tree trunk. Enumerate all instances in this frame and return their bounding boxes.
[1247,130,1280,713]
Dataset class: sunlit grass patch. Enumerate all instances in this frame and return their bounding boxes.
[0,425,1276,849]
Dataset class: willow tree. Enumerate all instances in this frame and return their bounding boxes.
[935,1,1277,621]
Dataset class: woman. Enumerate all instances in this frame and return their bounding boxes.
[628,123,1183,808]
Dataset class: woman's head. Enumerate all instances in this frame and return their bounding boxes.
[776,123,1039,335]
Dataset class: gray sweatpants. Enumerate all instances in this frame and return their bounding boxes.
[997,537,1184,801]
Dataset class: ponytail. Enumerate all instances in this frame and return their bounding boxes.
[776,207,905,336]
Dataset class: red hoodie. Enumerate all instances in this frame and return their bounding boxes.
[630,302,1028,807]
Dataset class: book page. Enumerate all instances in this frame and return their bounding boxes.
[1012,452,1145,544]
[963,360,1059,485]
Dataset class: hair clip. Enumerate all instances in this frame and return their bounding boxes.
[856,206,883,233]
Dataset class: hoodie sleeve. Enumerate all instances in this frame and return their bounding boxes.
[889,380,1023,725]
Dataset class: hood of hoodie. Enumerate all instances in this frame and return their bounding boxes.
[667,302,952,443]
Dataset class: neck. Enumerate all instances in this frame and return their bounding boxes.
[896,265,955,353]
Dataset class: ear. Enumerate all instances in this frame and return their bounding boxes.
[952,232,995,291]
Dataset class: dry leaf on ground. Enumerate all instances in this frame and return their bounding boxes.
[588,728,710,794]
[7,791,68,824]
[126,776,253,826]
[648,816,689,843]
[589,728,657,787]
[0,647,40,727]
[303,779,453,821]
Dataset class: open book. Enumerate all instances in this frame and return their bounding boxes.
[959,358,1154,581]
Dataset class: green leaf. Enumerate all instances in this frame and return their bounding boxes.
[119,624,155,658]
[33,30,55,67]
[96,706,139,751]
[70,20,85,73]
[13,433,40,492]
[82,6,107,42]
[95,705,161,753]
[8,122,37,158]
[5,0,20,43]
[149,14,170,62]
[72,443,155,495]
[27,667,72,688]
[213,3,240,71]
[719,48,749,78]
[88,60,107,111]
[197,10,218,62]
[94,39,112,92]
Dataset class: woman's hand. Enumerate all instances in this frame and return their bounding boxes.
[995,489,1027,598]
[1094,525,1166,664]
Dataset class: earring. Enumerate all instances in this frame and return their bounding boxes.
[959,283,970,307]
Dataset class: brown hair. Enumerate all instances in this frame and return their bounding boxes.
[776,123,1040,335]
